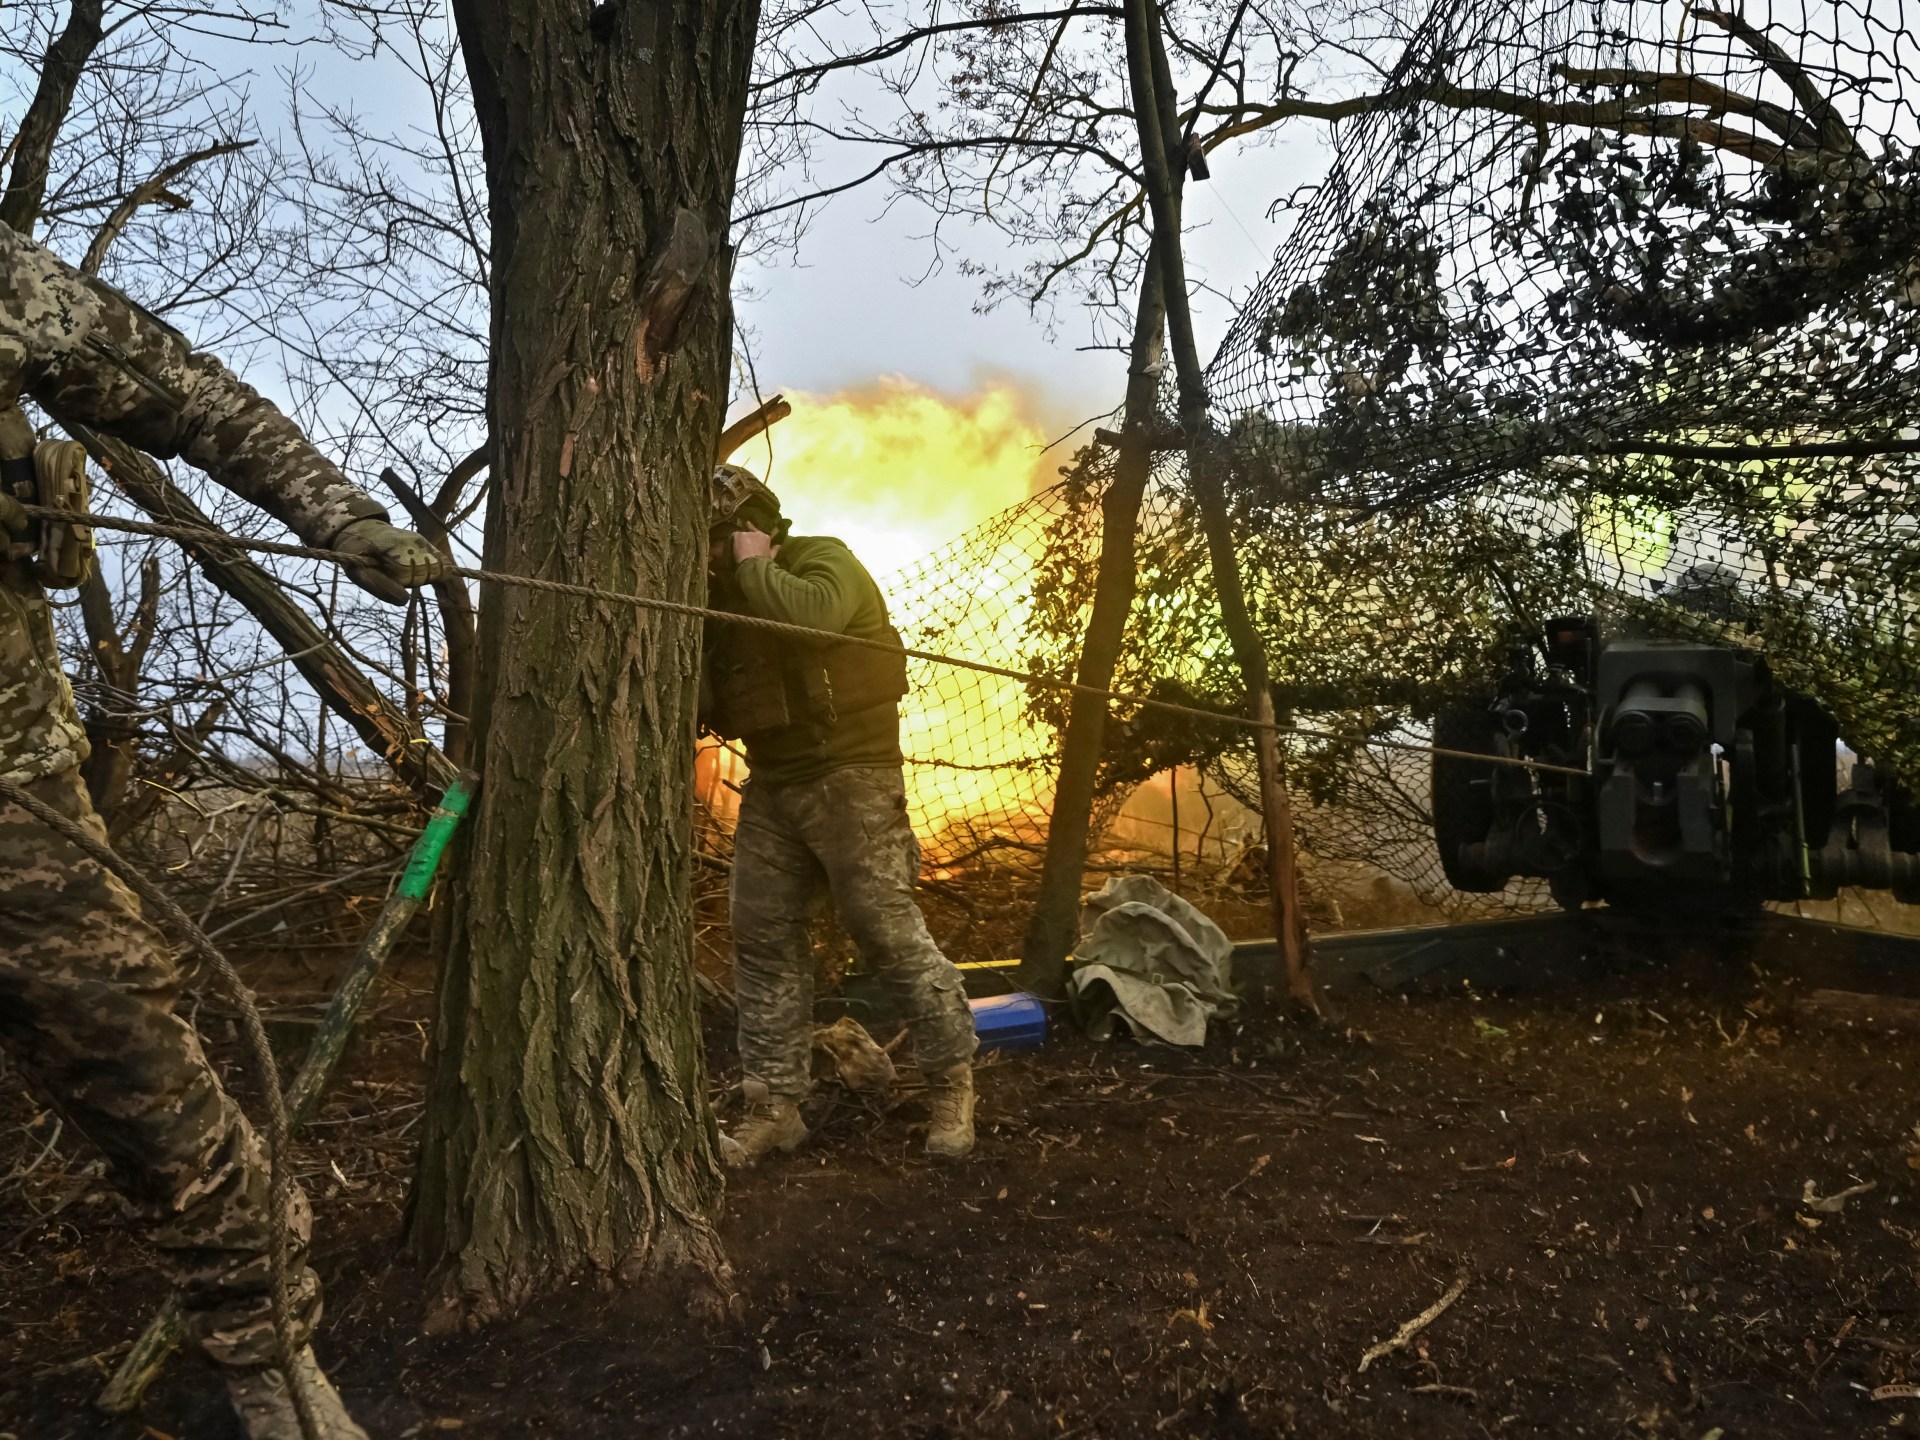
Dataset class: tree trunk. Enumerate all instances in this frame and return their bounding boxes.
[409,0,757,1326]
[77,552,158,816]
[1123,0,1316,1012]
[1019,258,1166,997]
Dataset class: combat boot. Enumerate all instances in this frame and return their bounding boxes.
[924,1063,976,1159]
[719,1083,808,1168]
[225,1346,369,1440]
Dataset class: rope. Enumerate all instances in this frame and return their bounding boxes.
[0,779,321,1440]
[22,503,1588,779]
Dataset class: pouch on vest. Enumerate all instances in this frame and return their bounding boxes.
[29,441,95,589]
[701,624,797,740]
[701,624,909,741]
[806,626,910,725]
[0,429,95,589]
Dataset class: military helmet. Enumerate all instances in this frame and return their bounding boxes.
[710,463,781,532]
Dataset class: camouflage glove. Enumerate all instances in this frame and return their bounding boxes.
[0,491,25,534]
[331,518,448,604]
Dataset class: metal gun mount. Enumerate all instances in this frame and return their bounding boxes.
[1816,761,1920,900]
[1431,613,1920,911]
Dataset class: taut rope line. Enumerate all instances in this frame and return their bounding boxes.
[22,503,1588,779]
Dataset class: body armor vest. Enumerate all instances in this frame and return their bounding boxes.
[702,613,910,743]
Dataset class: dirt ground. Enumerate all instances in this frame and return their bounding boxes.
[8,932,1920,1439]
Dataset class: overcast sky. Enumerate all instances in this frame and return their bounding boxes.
[732,134,1319,442]
[272,1,1330,450]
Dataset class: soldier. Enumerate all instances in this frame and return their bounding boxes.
[0,219,446,1438]
[702,464,978,1165]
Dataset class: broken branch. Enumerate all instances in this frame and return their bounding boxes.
[718,393,792,462]
[1358,1272,1470,1374]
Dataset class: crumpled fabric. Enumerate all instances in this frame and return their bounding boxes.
[812,1015,898,1093]
[1066,875,1238,1046]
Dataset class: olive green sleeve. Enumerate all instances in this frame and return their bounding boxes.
[732,540,872,636]
[0,221,388,547]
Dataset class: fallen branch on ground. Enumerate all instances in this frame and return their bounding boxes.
[1411,1382,1479,1400]
[1358,1272,1470,1374]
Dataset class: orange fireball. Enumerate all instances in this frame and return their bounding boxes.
[699,378,1062,851]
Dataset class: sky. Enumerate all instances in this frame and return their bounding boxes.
[731,136,1319,440]
[241,0,1336,468]
[4,0,1342,537]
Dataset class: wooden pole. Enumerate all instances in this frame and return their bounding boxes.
[1170,764,1182,894]
[97,774,477,1415]
[1121,0,1316,1012]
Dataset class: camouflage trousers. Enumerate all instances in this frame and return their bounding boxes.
[0,765,320,1368]
[731,765,977,1097]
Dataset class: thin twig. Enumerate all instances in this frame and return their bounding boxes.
[1358,1272,1471,1373]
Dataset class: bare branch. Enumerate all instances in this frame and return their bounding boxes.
[1,0,107,233]
[1199,78,1798,167]
[753,6,1124,95]
[1691,7,1863,157]
[79,138,254,275]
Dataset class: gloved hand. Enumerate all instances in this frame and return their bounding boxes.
[331,518,448,604]
[0,491,26,534]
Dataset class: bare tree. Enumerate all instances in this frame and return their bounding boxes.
[3,0,460,863]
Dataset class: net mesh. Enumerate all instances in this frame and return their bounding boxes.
[705,0,1920,923]
[1190,0,1920,907]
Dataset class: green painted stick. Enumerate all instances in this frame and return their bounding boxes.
[96,774,476,1416]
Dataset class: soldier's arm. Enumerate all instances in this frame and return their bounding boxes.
[733,545,866,635]
[0,221,385,547]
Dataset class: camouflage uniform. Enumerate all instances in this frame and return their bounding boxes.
[731,764,977,1096]
[0,219,397,1367]
[0,769,320,1364]
[714,532,977,1097]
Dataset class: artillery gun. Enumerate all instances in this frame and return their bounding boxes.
[1430,608,1920,910]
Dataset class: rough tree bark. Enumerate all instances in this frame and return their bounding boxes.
[1124,0,1315,1011]
[409,0,758,1325]
[1019,257,1166,998]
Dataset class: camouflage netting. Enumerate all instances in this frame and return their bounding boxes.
[733,0,1920,920]
[695,464,1515,920]
[1182,0,1920,910]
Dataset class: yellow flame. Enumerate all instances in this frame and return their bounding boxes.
[743,376,1048,558]
[702,378,1059,848]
